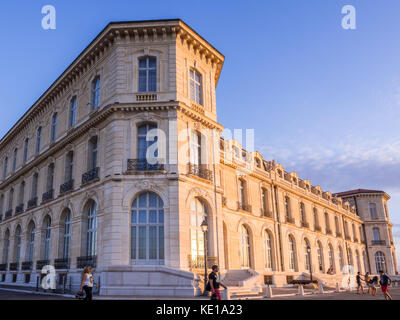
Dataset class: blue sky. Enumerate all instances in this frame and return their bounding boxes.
[0,1,399,266]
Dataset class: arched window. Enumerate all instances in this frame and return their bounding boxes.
[43,216,51,261]
[31,173,39,200]
[27,222,35,262]
[12,148,18,172]
[36,127,42,153]
[356,250,361,273]
[131,192,164,264]
[69,96,77,128]
[304,239,311,271]
[317,241,324,272]
[190,69,202,105]
[51,113,58,142]
[62,210,72,259]
[263,230,273,270]
[189,198,208,267]
[137,124,158,163]
[91,76,101,110]
[18,181,25,206]
[328,244,335,272]
[8,188,14,211]
[239,179,246,207]
[138,56,157,92]
[86,201,97,257]
[46,163,55,192]
[240,225,251,268]
[375,251,386,273]
[3,230,10,265]
[288,235,296,271]
[338,246,344,272]
[14,226,21,263]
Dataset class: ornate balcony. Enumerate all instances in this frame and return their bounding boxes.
[27,197,38,209]
[136,93,157,102]
[314,225,321,232]
[60,180,74,194]
[82,167,99,185]
[15,204,24,215]
[36,260,50,271]
[42,189,54,203]
[0,264,7,271]
[21,261,32,270]
[326,228,333,235]
[127,159,164,172]
[372,240,386,245]
[345,235,352,241]
[188,255,218,269]
[9,262,19,271]
[4,209,12,220]
[188,164,213,182]
[77,255,97,268]
[54,258,70,270]
[286,216,295,224]
[237,201,252,213]
[336,231,342,237]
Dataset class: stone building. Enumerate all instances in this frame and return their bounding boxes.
[0,19,397,297]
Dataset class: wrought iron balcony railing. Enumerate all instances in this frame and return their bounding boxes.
[0,264,7,271]
[127,159,165,171]
[188,255,218,269]
[4,209,12,220]
[237,201,252,212]
[372,240,386,245]
[15,204,24,215]
[77,255,97,268]
[336,231,342,237]
[82,167,99,185]
[42,189,54,203]
[9,262,19,271]
[36,260,50,271]
[21,261,32,270]
[188,164,213,181]
[60,180,74,194]
[345,235,352,241]
[326,228,333,235]
[54,258,70,269]
[27,197,38,209]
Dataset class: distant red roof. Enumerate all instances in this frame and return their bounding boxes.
[334,189,388,198]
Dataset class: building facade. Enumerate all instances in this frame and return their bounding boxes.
[0,19,397,297]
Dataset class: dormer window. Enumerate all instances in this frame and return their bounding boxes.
[190,69,202,105]
[138,57,156,92]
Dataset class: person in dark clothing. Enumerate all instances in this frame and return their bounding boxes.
[208,265,226,300]
[356,272,364,294]
[379,270,392,300]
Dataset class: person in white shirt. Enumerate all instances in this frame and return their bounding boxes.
[79,266,98,301]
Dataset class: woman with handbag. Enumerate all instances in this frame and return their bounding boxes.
[78,266,98,301]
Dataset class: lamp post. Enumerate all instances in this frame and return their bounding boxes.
[307,245,313,282]
[200,219,208,295]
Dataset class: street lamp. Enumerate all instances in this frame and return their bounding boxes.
[307,245,313,283]
[200,219,208,295]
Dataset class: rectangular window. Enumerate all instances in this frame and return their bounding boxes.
[190,70,202,105]
[23,139,29,163]
[138,57,156,92]
[369,203,378,219]
[51,113,58,141]
[36,127,42,153]
[69,97,77,128]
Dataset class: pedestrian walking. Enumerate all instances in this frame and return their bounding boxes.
[379,270,392,300]
[356,272,364,294]
[364,272,371,294]
[207,265,226,300]
[78,266,98,301]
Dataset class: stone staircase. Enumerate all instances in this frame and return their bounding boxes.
[220,269,263,299]
[298,272,348,289]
